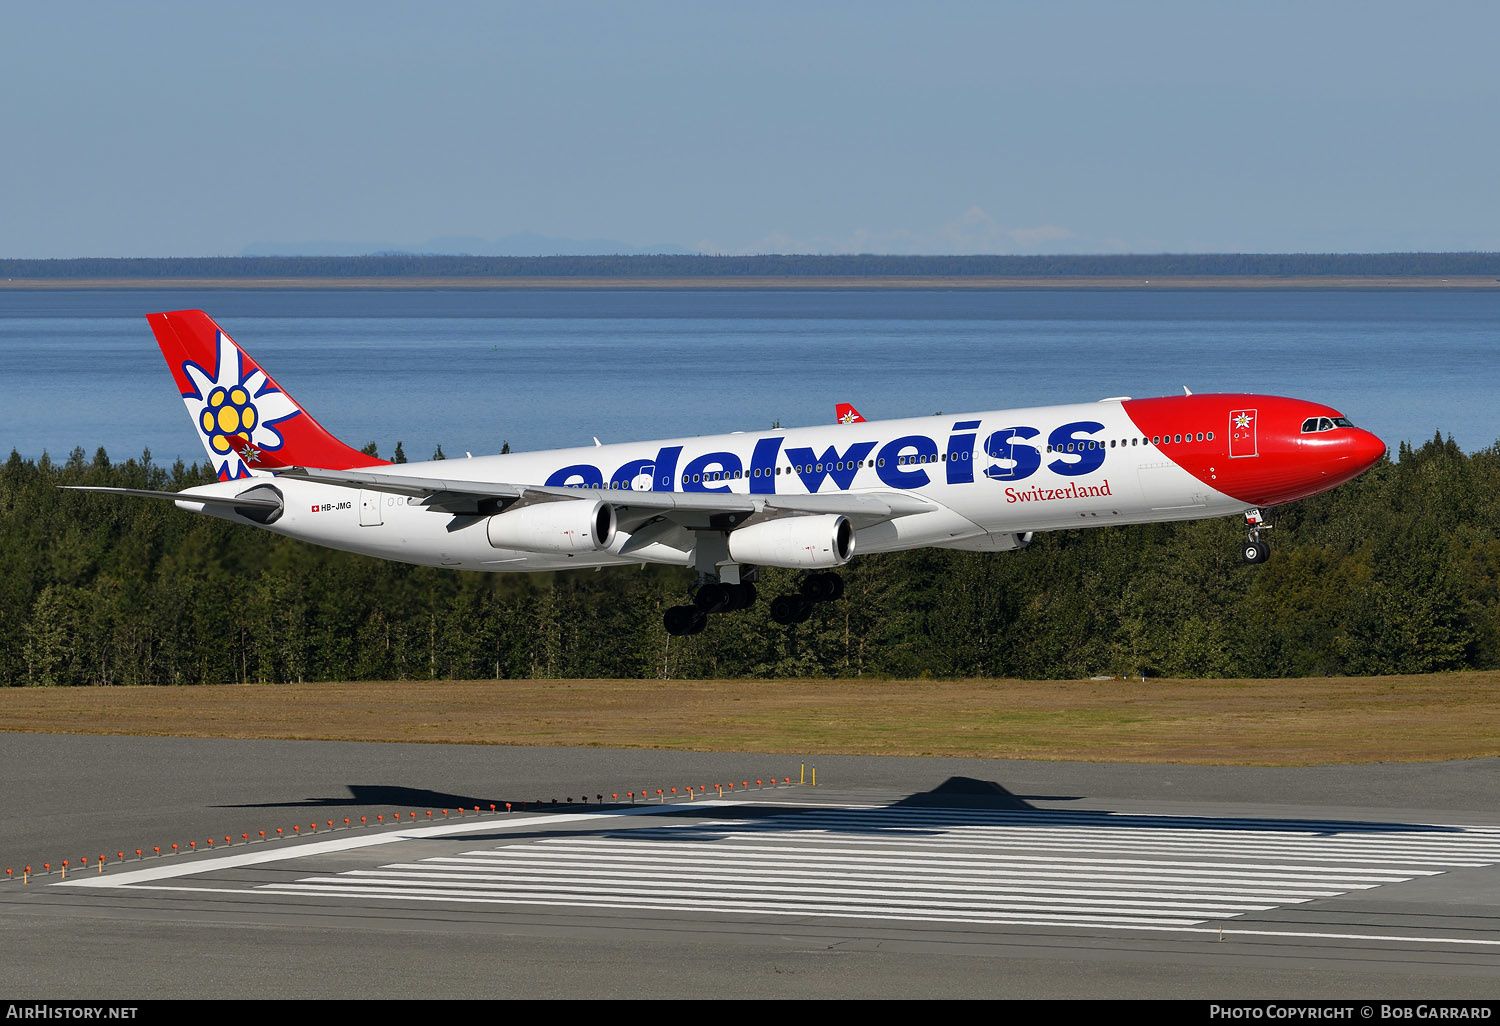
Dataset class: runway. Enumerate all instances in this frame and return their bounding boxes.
[5,734,1500,999]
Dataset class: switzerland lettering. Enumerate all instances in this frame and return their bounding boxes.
[1004,479,1114,504]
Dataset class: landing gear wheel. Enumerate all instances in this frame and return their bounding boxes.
[770,594,814,625]
[1241,540,1268,564]
[800,572,845,603]
[694,583,733,614]
[664,605,708,636]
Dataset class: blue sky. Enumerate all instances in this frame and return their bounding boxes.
[4,1,1497,258]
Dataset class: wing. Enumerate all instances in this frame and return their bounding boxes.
[67,466,940,568]
[275,465,937,529]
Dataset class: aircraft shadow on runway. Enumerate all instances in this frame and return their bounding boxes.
[892,775,1059,809]
[214,777,1464,846]
[218,784,512,812]
[883,776,1466,839]
[218,777,1048,814]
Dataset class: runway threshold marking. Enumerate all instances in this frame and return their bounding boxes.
[51,802,706,888]
[48,800,1500,950]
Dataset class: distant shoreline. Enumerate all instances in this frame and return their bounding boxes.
[3,274,1499,290]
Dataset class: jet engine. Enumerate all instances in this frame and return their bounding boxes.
[727,514,855,569]
[486,499,617,554]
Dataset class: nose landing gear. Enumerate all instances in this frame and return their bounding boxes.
[1241,508,1271,564]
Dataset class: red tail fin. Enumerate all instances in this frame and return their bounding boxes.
[835,402,866,424]
[148,310,388,481]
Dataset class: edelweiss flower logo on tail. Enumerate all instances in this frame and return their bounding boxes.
[180,331,301,479]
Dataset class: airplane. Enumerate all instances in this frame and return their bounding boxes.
[68,310,1387,637]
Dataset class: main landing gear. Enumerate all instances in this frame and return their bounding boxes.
[662,569,847,635]
[769,571,845,625]
[1241,508,1272,564]
[663,579,757,636]
[663,565,760,637]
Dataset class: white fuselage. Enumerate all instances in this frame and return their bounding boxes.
[179,399,1242,572]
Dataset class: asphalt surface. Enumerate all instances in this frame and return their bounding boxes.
[4,733,1500,1000]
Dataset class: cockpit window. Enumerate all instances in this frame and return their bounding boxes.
[1301,416,1357,434]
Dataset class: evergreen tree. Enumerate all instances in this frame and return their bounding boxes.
[4,433,1498,685]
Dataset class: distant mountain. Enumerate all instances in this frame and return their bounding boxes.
[240,233,693,257]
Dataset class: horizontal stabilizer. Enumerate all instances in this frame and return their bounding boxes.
[61,485,283,509]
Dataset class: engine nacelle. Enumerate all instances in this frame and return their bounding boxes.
[486,499,616,554]
[727,514,855,569]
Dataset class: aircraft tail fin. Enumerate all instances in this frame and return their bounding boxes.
[147,310,389,481]
[835,402,866,424]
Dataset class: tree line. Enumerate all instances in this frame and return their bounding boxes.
[4,253,1500,280]
[3,432,1497,686]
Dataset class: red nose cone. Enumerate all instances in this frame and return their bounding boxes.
[1351,428,1387,471]
[1319,427,1386,493]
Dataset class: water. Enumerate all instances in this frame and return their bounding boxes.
[2,288,1496,465]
